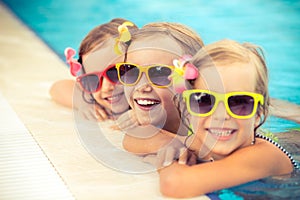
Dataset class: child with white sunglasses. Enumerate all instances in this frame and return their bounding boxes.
[144,39,298,198]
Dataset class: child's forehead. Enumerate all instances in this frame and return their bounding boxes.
[126,48,179,65]
[128,35,182,56]
[126,35,182,65]
[195,62,257,92]
[83,38,122,72]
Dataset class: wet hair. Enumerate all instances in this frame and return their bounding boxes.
[183,39,269,131]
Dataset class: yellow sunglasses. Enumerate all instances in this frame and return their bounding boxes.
[182,90,264,119]
[115,63,174,88]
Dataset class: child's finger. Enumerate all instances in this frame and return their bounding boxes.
[178,147,188,165]
[95,106,109,121]
[143,154,157,167]
[110,124,121,130]
[94,110,104,121]
[115,111,139,130]
[155,148,166,169]
[162,147,176,167]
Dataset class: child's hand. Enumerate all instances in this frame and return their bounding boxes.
[143,137,197,169]
[73,84,112,121]
[111,110,139,130]
[75,101,112,121]
[94,103,113,121]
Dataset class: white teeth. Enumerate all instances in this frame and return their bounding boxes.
[209,129,233,137]
[136,99,158,106]
[106,93,121,101]
[107,96,117,101]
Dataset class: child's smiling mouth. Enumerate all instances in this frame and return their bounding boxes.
[207,128,236,141]
[134,98,160,110]
[104,92,124,104]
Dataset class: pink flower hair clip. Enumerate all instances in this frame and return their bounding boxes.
[114,21,134,55]
[64,47,82,77]
[169,55,199,93]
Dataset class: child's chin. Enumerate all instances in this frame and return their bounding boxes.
[111,106,129,115]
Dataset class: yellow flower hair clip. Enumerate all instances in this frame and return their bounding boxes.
[114,21,134,55]
[169,55,199,93]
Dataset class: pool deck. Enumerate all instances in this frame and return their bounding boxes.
[0,3,210,200]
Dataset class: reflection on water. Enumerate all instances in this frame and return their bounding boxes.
[263,116,300,133]
[228,169,300,200]
[213,130,300,199]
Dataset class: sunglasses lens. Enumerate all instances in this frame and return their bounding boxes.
[118,64,139,84]
[148,66,172,86]
[228,95,254,116]
[80,75,100,93]
[189,92,215,114]
[105,67,119,83]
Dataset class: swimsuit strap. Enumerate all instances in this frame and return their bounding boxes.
[256,133,299,169]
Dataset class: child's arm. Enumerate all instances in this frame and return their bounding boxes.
[123,128,178,154]
[115,110,180,154]
[49,79,75,108]
[158,139,294,198]
[50,79,112,121]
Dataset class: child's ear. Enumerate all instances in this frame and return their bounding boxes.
[254,111,263,127]
[255,116,260,127]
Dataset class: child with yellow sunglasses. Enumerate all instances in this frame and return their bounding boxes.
[144,39,298,198]
[113,22,204,154]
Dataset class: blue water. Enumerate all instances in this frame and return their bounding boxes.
[2,1,300,107]
[2,0,300,199]
[2,0,299,133]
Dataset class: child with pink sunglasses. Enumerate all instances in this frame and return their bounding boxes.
[49,18,138,121]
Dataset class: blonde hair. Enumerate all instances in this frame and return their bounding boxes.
[126,22,204,56]
[189,39,269,127]
[79,18,138,58]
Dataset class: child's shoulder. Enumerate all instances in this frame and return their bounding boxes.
[254,135,287,155]
[255,134,298,170]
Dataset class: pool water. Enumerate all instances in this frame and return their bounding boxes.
[215,169,300,199]
[2,0,299,133]
[2,0,300,199]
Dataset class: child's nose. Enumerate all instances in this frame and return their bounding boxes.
[212,101,230,120]
[135,73,152,92]
[101,77,114,91]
